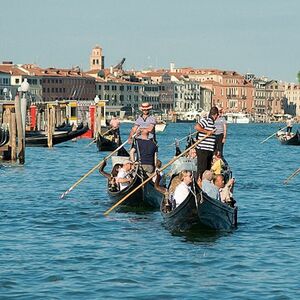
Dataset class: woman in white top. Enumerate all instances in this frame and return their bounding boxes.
[173,170,193,208]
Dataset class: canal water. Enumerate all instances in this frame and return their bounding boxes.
[1,123,299,299]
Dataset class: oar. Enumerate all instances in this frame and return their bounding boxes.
[103,132,212,215]
[283,167,300,184]
[85,128,114,148]
[261,126,287,144]
[60,133,136,199]
[168,131,197,147]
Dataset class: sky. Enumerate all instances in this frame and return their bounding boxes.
[0,0,299,82]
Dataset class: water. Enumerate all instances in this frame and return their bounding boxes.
[1,123,300,299]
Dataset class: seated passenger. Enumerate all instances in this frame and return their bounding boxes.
[173,170,193,208]
[211,151,225,175]
[214,174,235,206]
[99,160,122,191]
[116,160,134,191]
[201,170,220,200]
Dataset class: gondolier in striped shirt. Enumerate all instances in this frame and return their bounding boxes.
[195,106,219,181]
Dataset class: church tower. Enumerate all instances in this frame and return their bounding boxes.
[89,45,104,70]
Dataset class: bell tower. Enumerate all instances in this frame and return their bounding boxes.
[89,45,104,70]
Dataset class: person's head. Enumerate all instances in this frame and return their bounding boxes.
[179,170,193,185]
[209,106,219,121]
[140,128,149,139]
[139,102,152,115]
[202,170,213,181]
[156,159,162,168]
[111,163,122,177]
[122,160,133,171]
[213,174,225,188]
[219,108,224,116]
[188,148,197,159]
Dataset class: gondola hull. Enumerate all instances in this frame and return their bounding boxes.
[161,193,199,232]
[107,167,164,209]
[278,131,300,145]
[197,191,238,230]
[161,189,237,232]
[97,134,119,151]
[26,125,89,147]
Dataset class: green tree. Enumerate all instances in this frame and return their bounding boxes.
[298,71,300,83]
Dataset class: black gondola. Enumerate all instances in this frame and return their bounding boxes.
[96,128,121,152]
[106,159,164,209]
[25,124,89,147]
[0,126,10,147]
[159,152,237,232]
[161,183,237,232]
[277,130,300,146]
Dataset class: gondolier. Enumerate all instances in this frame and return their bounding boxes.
[194,106,219,181]
[128,102,156,143]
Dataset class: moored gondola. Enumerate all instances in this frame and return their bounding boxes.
[0,126,10,147]
[277,130,300,146]
[25,124,89,147]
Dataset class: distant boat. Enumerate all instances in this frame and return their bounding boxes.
[156,121,167,132]
[176,110,205,123]
[25,124,89,147]
[224,112,252,124]
[277,130,300,146]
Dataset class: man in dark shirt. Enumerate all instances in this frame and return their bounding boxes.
[130,128,158,175]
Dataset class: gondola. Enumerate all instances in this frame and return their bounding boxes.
[0,126,10,147]
[25,124,89,147]
[160,156,237,232]
[96,128,121,151]
[277,130,300,146]
[106,156,164,209]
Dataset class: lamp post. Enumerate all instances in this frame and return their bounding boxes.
[20,78,30,137]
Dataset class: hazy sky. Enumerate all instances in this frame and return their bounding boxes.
[0,0,299,82]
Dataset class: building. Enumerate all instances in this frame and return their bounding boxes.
[89,45,105,71]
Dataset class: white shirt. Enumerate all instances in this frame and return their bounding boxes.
[116,168,130,190]
[173,182,190,207]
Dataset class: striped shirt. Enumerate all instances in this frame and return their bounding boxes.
[196,117,216,151]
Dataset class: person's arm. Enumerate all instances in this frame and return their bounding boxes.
[98,160,111,179]
[154,170,167,194]
[195,122,212,135]
[130,147,136,162]
[222,121,227,143]
[116,177,131,184]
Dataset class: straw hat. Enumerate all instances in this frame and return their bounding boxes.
[139,102,153,110]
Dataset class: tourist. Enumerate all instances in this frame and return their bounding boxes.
[99,160,122,192]
[128,102,156,143]
[130,129,158,175]
[201,170,220,200]
[116,160,134,191]
[214,108,227,157]
[213,174,235,205]
[109,114,120,143]
[172,170,193,208]
[211,151,225,175]
[194,106,219,181]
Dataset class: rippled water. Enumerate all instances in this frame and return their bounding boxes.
[1,123,300,299]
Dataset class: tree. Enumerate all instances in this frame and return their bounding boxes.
[297,71,300,84]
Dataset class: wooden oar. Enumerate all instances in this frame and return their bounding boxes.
[261,126,287,144]
[283,166,300,184]
[103,131,212,215]
[85,128,114,148]
[60,133,136,199]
